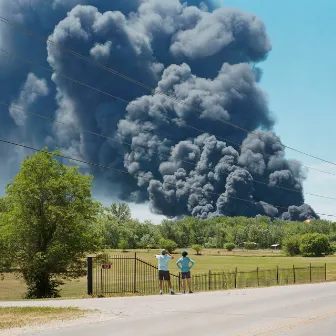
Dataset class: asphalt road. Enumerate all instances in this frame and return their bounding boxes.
[2,282,336,335]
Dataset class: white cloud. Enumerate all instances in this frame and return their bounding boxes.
[303,163,336,220]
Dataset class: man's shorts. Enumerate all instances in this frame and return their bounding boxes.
[158,270,170,281]
[181,272,191,279]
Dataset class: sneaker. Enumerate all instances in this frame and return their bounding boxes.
[160,292,163,295]
[171,291,176,295]
[189,291,193,294]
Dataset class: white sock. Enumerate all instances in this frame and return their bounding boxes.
[170,288,174,292]
[160,290,163,293]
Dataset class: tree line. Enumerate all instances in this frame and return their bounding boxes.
[99,205,336,255]
[0,150,335,299]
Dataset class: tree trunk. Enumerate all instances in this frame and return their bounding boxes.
[24,270,59,299]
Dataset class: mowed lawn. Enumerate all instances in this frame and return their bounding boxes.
[1,249,336,301]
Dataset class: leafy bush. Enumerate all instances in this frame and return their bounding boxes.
[300,233,331,257]
[244,242,257,250]
[224,242,236,251]
[283,235,301,256]
[160,239,178,254]
[192,244,204,255]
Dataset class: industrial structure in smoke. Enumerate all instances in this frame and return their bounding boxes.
[0,0,318,221]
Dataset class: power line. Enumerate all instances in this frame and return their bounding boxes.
[3,100,336,201]
[1,47,335,179]
[1,16,335,168]
[0,137,335,219]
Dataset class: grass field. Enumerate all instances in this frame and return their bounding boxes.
[0,307,87,330]
[1,249,335,301]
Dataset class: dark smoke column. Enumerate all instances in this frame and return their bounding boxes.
[115,2,318,221]
[0,0,318,221]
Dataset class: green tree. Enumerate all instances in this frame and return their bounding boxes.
[283,235,301,256]
[204,237,218,248]
[0,197,8,213]
[300,233,331,257]
[224,242,236,251]
[3,149,101,298]
[139,234,156,249]
[160,239,178,253]
[100,215,120,248]
[108,202,131,225]
[192,244,204,255]
[0,224,12,277]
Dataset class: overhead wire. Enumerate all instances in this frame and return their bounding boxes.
[2,100,336,201]
[1,137,336,218]
[0,47,335,180]
[1,15,335,168]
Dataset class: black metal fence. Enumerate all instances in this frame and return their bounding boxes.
[192,265,327,292]
[87,254,327,296]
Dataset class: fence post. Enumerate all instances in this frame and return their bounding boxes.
[293,265,296,284]
[87,257,93,295]
[209,270,211,291]
[276,266,279,285]
[133,253,137,293]
[100,268,103,293]
[325,263,327,282]
[234,267,237,289]
[309,263,312,283]
[257,267,259,287]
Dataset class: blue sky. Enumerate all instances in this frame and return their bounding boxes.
[131,0,336,222]
[220,0,336,219]
[222,0,336,163]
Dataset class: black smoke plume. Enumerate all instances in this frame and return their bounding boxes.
[0,0,318,221]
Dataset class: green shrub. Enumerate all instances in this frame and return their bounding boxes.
[192,244,204,255]
[300,233,331,257]
[224,242,236,251]
[283,235,301,256]
[159,239,178,254]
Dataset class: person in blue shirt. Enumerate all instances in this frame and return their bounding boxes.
[155,249,175,295]
[176,251,195,294]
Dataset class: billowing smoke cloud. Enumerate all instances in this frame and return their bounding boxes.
[0,0,317,221]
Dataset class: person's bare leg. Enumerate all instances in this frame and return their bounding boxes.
[187,278,192,292]
[167,280,175,294]
[182,279,186,293]
[159,280,163,294]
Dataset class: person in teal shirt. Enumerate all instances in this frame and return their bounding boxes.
[176,251,195,294]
